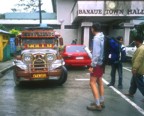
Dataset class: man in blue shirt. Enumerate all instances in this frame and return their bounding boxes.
[108,36,126,89]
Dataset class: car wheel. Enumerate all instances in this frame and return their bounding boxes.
[13,69,21,86]
[57,66,68,85]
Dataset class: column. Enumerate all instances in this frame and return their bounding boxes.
[81,22,92,48]
[83,27,90,47]
[123,23,134,46]
[124,27,130,46]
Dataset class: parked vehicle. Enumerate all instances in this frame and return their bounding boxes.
[61,45,91,67]
[125,41,144,58]
[13,26,67,86]
[125,41,136,58]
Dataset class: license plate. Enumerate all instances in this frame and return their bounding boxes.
[76,57,84,60]
[32,74,47,78]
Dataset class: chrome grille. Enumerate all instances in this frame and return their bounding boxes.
[32,55,47,70]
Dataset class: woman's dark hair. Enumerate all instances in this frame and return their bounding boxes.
[133,35,144,43]
[116,36,123,41]
[91,23,101,32]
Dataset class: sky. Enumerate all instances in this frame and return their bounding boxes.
[0,0,53,13]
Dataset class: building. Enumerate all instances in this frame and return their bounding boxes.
[0,0,144,48]
[55,0,144,47]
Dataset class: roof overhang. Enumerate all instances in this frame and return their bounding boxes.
[0,29,10,34]
[72,16,141,24]
[0,19,61,25]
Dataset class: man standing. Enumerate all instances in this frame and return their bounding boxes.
[125,35,144,97]
[87,23,105,111]
[108,36,126,89]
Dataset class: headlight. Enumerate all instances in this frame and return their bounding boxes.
[13,60,28,70]
[23,54,31,62]
[49,60,64,70]
[47,54,54,61]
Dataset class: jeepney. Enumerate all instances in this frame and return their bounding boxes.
[13,26,67,86]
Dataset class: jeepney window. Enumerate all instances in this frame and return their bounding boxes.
[22,38,55,45]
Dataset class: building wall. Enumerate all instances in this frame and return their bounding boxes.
[56,0,78,45]
[109,28,125,38]
[62,29,78,45]
[55,29,78,45]
[56,0,75,25]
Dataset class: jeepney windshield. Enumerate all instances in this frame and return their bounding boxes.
[22,38,55,45]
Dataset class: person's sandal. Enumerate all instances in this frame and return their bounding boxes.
[87,104,102,111]
[124,93,134,97]
[90,102,105,108]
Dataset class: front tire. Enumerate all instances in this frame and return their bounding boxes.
[57,66,68,85]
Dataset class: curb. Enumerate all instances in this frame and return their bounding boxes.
[0,65,14,77]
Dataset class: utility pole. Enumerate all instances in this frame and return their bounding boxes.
[39,0,42,24]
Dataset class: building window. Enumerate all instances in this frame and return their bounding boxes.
[65,25,78,29]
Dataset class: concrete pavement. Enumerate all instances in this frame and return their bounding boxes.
[1,64,144,116]
[0,59,144,116]
[0,59,14,76]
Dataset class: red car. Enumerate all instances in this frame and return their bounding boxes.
[61,45,91,67]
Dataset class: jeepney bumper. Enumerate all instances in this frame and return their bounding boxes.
[14,69,62,81]
[13,60,65,81]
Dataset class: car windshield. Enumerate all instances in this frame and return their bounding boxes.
[66,46,85,52]
[22,38,55,44]
[128,41,135,47]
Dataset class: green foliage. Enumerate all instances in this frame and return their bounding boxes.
[9,29,21,36]
[130,22,144,40]
[135,22,144,37]
[0,25,8,30]
[130,29,137,39]
[11,0,42,12]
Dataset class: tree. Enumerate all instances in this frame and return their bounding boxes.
[135,22,144,37]
[130,22,144,42]
[0,25,8,30]
[11,0,43,12]
[9,29,21,36]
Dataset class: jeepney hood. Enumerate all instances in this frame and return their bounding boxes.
[21,49,57,55]
[13,48,65,70]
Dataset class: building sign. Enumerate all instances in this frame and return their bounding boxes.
[22,31,55,38]
[78,9,144,16]
[76,1,144,17]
